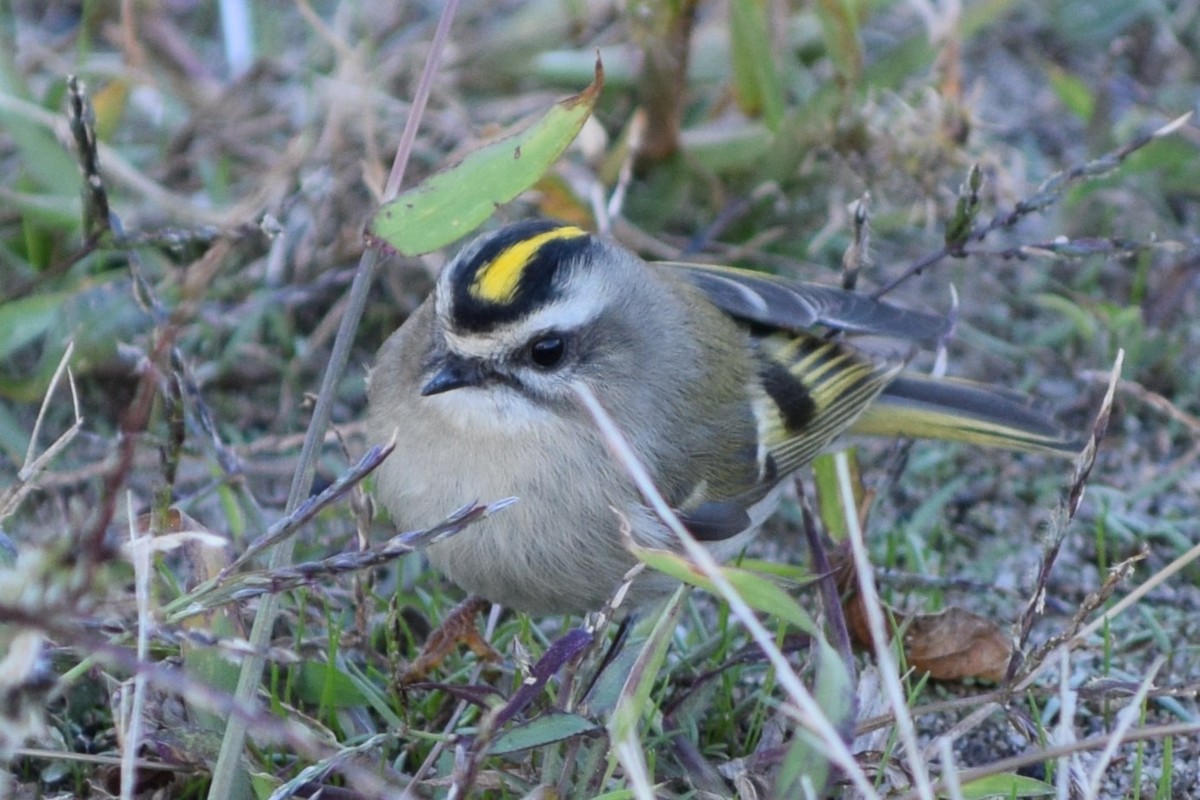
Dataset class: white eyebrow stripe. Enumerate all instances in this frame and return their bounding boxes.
[442,294,602,359]
[443,329,508,358]
[520,294,601,334]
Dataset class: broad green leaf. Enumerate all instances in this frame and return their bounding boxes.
[812,449,862,543]
[183,645,243,732]
[582,633,643,717]
[734,556,814,583]
[631,544,820,636]
[612,588,683,738]
[607,588,685,789]
[369,60,603,255]
[489,711,599,755]
[0,278,146,402]
[955,772,1055,798]
[0,292,67,362]
[249,771,281,800]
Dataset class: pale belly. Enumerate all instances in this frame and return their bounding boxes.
[370,385,773,614]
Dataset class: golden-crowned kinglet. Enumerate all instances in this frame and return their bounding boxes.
[367,220,1076,615]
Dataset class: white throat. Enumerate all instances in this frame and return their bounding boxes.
[424,384,553,432]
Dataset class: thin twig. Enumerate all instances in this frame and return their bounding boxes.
[119,493,151,800]
[208,3,462,795]
[835,450,934,800]
[1,343,82,522]
[872,112,1193,298]
[1013,349,1121,660]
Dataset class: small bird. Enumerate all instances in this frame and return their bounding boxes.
[367,220,1077,615]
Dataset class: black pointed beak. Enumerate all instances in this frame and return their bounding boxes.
[421,353,486,396]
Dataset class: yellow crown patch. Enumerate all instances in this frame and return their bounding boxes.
[469,226,587,304]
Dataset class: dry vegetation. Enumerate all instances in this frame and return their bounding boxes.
[1,1,1198,798]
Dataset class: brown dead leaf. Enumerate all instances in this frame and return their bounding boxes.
[902,607,1012,682]
[132,508,239,641]
[132,508,231,590]
[838,556,1012,682]
[399,595,501,686]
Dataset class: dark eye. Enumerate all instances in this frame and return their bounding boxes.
[529,335,566,369]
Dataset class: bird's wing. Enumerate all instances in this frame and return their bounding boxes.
[657,261,949,342]
[667,330,901,545]
[751,331,902,478]
[856,374,1084,456]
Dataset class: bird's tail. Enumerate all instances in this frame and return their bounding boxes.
[850,374,1082,457]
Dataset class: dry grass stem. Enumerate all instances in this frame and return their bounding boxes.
[573,382,879,798]
[837,451,933,800]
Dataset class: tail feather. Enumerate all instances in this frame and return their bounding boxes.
[850,374,1082,457]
